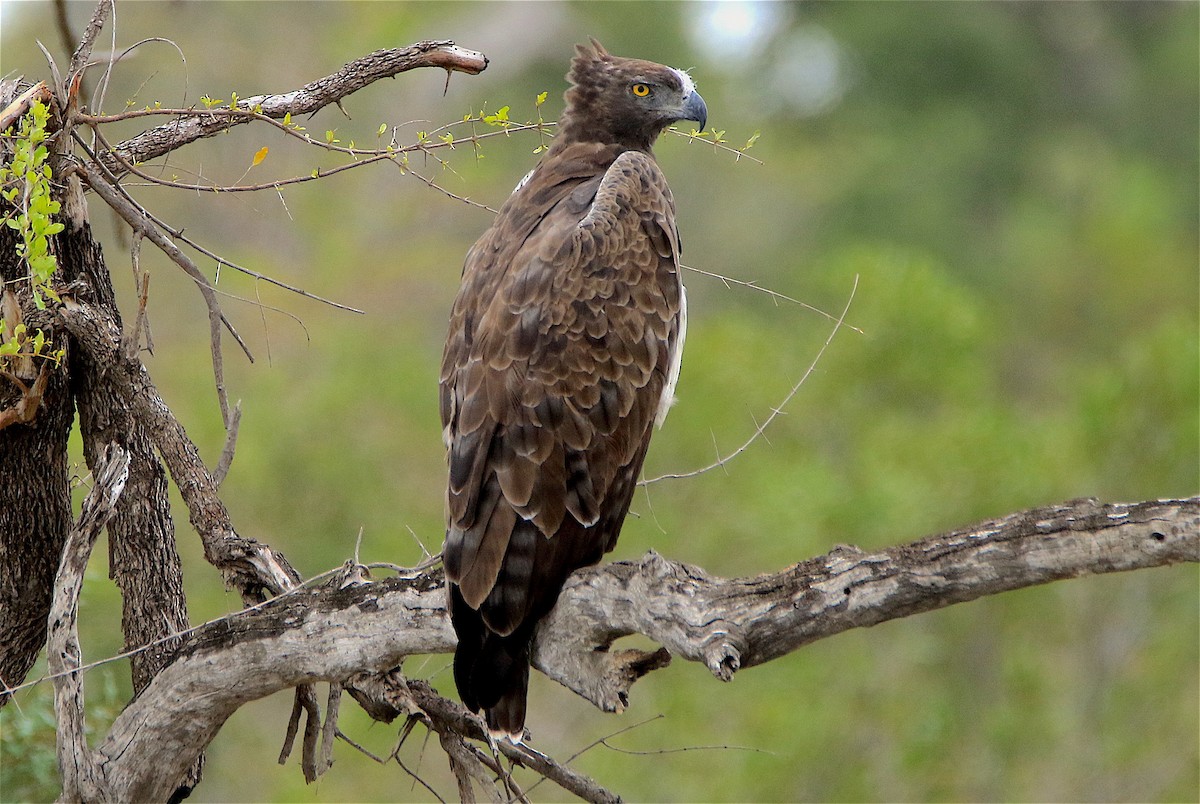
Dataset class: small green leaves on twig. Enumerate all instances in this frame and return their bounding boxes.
[674,126,763,164]
[1,100,65,309]
[481,105,510,126]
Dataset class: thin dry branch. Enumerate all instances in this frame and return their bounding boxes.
[59,495,1195,801]
[56,297,300,601]
[642,274,859,485]
[681,262,863,331]
[76,160,248,429]
[66,0,112,89]
[91,40,488,176]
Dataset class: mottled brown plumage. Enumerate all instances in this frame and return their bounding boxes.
[440,39,706,738]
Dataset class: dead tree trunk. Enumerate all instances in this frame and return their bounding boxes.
[0,223,74,704]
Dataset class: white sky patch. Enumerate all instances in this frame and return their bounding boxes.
[688,1,787,66]
[687,1,849,119]
[770,24,849,118]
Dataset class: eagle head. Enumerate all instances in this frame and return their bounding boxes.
[558,37,708,151]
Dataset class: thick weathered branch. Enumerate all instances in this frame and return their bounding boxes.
[48,443,129,803]
[74,496,1194,800]
[535,496,1199,709]
[91,40,488,175]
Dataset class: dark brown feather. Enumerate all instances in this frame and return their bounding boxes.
[441,39,700,739]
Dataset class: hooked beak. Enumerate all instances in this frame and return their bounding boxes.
[679,90,708,133]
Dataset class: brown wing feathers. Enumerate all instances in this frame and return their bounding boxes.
[440,40,702,739]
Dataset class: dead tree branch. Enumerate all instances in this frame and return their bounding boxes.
[48,443,129,802]
[56,298,300,602]
[535,496,1199,710]
[89,40,488,176]
[56,496,1195,801]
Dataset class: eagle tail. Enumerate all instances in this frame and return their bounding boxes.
[482,650,529,742]
[449,585,533,741]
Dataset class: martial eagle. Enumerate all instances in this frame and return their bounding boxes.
[440,39,707,739]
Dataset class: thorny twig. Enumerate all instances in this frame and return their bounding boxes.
[642,274,859,485]
[682,262,863,332]
[76,159,245,429]
[91,39,488,175]
[78,122,364,314]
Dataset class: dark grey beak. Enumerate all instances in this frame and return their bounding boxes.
[680,90,708,133]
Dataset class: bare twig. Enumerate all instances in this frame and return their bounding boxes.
[319,683,342,776]
[406,680,620,804]
[76,124,366,314]
[212,401,241,487]
[77,161,246,428]
[80,106,509,213]
[66,0,112,88]
[642,274,859,485]
[123,230,152,359]
[681,262,864,332]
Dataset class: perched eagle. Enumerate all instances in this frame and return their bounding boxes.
[439,39,707,739]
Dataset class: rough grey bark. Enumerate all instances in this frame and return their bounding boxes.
[56,184,191,698]
[0,77,75,701]
[53,496,1196,802]
[48,444,128,804]
[0,224,74,705]
[535,496,1200,709]
[55,183,203,793]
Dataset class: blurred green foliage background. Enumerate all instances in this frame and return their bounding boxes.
[1,2,1196,801]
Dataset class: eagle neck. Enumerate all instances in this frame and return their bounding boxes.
[545,133,653,166]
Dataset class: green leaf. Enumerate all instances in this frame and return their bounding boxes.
[483,105,511,126]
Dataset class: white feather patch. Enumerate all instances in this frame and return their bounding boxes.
[671,67,697,98]
[655,284,687,428]
[511,168,535,195]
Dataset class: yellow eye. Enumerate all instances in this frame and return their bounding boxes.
[631,83,650,97]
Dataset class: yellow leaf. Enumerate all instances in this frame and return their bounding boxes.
[252,146,269,167]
